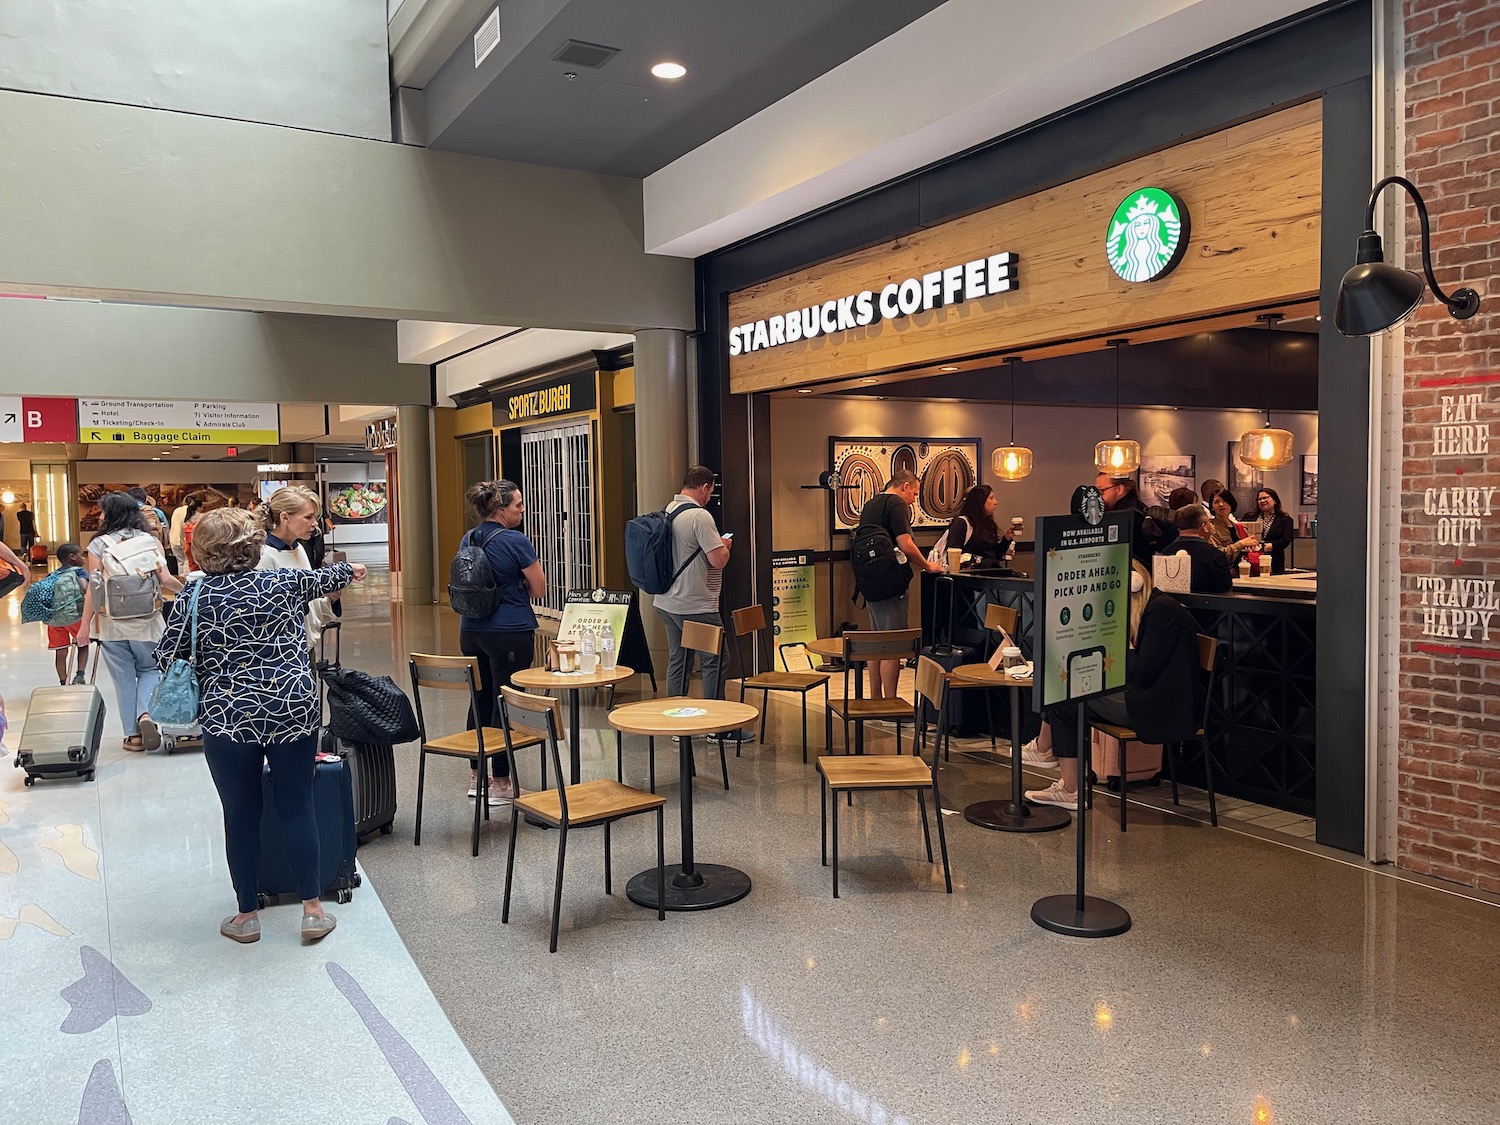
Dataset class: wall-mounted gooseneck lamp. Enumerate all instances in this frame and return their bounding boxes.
[992,355,1033,481]
[1094,339,1141,475]
[1334,175,1482,336]
[1238,313,1295,470]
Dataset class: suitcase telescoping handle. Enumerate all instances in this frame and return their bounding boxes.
[930,573,958,658]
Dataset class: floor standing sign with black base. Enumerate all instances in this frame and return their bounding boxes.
[1030,486,1134,938]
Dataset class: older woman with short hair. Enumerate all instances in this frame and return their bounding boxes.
[156,507,366,945]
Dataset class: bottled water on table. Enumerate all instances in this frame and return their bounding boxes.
[599,622,617,671]
[580,625,597,674]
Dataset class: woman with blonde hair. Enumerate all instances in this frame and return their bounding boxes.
[257,486,338,646]
[1024,557,1200,806]
[155,507,366,943]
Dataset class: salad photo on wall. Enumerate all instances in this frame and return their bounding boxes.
[326,482,388,525]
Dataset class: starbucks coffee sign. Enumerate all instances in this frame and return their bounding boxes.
[1106,187,1189,283]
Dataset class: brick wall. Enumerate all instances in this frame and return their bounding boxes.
[1399,0,1500,892]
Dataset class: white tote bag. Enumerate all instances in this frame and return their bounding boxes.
[926,516,969,566]
[1152,551,1192,594]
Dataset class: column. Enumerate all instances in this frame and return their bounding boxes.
[634,329,690,682]
[395,404,436,606]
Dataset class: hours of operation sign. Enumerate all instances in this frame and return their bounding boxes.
[77,399,281,445]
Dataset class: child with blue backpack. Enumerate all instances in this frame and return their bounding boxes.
[41,543,91,685]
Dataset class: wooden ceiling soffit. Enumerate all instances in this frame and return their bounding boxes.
[726,100,1323,396]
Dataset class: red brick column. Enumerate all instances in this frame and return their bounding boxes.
[1398,0,1500,891]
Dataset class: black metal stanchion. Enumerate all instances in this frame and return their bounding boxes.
[1030,700,1131,937]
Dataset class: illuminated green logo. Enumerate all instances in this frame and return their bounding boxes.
[1106,187,1189,283]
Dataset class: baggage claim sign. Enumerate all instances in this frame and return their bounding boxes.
[77,399,281,445]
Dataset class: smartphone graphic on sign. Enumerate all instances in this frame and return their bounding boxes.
[1067,647,1106,698]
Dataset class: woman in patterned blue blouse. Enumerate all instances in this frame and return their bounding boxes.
[156,507,366,945]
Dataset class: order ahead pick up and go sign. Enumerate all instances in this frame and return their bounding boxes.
[77,399,280,445]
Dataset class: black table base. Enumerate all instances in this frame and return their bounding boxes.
[964,799,1070,832]
[1031,894,1132,937]
[626,863,751,911]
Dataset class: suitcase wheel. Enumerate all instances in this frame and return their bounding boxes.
[336,888,353,904]
[84,771,95,782]
[256,893,272,910]
[24,776,35,787]
[380,823,394,836]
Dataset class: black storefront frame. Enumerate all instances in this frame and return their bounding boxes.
[696,1,1372,853]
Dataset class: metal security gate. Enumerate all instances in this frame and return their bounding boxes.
[520,421,594,617]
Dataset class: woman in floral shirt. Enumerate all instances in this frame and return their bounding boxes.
[156,508,365,945]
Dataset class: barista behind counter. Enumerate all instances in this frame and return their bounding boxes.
[942,485,1024,569]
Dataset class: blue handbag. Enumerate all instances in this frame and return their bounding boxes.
[148,581,203,727]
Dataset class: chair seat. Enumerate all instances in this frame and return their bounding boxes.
[515,779,667,827]
[1091,723,1206,743]
[743,670,829,692]
[424,723,546,758]
[830,697,914,721]
[817,755,932,789]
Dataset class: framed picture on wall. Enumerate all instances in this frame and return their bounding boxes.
[1226,441,1263,506]
[1300,454,1319,506]
[828,437,981,530]
[1140,454,1196,508]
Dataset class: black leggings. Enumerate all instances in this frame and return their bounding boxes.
[459,628,536,729]
[203,732,320,913]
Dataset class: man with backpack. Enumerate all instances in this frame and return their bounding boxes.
[852,470,942,701]
[649,466,733,719]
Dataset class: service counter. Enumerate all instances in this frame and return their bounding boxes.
[920,570,1316,816]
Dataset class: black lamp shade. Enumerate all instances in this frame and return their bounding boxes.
[1334,259,1425,336]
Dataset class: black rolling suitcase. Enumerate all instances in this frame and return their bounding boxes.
[921,576,976,729]
[256,756,361,906]
[316,622,398,840]
[13,685,106,785]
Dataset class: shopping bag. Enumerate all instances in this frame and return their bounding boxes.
[1152,551,1192,594]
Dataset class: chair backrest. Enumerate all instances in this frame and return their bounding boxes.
[984,603,1019,641]
[912,656,947,775]
[498,686,567,812]
[842,628,922,662]
[913,655,947,710]
[408,653,482,745]
[730,605,766,635]
[681,619,724,656]
[1196,634,1219,731]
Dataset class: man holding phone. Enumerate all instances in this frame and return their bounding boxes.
[654,466,740,734]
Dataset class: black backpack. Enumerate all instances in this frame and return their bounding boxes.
[850,516,913,603]
[626,503,704,595]
[448,525,504,618]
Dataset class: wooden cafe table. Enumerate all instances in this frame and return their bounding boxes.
[608,697,759,911]
[949,663,1071,833]
[510,664,636,785]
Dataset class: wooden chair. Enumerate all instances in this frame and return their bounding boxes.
[827,629,922,754]
[499,687,667,952]
[680,619,733,789]
[815,656,953,898]
[729,604,831,763]
[1087,634,1220,831]
[408,654,546,858]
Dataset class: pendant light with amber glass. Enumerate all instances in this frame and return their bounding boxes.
[1094,338,1141,475]
[1238,313,1295,470]
[992,355,1033,480]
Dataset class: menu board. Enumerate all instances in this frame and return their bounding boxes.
[1032,510,1133,710]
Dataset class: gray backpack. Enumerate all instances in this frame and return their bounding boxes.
[92,533,164,621]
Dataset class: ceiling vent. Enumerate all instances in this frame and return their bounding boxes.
[550,40,619,69]
[473,8,501,68]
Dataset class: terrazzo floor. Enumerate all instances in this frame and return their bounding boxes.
[4,570,1497,1125]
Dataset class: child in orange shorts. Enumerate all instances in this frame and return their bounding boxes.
[47,543,91,686]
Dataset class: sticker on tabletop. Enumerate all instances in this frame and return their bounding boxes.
[662,706,708,718]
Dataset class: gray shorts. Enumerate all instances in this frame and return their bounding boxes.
[866,592,910,631]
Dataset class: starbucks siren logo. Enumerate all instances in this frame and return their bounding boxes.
[1106,187,1189,283]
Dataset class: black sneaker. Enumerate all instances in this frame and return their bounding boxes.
[707,730,753,743]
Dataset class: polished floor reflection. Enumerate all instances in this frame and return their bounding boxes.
[5,574,1497,1125]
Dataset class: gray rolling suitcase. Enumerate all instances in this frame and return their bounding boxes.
[12,685,107,786]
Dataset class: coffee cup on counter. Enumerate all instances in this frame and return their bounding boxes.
[946,547,964,573]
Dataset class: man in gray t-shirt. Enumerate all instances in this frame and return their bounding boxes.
[654,465,732,710]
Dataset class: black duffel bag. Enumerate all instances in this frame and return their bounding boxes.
[317,662,421,745]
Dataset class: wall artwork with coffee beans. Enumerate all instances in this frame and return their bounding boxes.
[829,437,981,531]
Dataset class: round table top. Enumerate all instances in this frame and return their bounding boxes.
[608,697,759,737]
[950,662,1033,689]
[804,636,849,661]
[511,664,636,691]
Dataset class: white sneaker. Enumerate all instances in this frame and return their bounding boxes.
[1020,740,1059,769]
[1025,781,1079,807]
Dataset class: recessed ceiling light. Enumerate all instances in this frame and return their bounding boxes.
[939,365,959,372]
[796,388,813,394]
[861,378,878,384]
[651,62,686,79]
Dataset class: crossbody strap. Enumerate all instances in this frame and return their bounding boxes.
[665,502,706,585]
[184,581,204,668]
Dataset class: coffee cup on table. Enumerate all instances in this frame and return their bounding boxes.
[947,548,964,573]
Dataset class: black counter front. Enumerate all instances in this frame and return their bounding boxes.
[920,571,1316,816]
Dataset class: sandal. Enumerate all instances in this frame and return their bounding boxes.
[123,736,145,752]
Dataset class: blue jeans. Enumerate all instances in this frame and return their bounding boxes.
[97,639,162,737]
[655,608,724,701]
[203,732,321,913]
